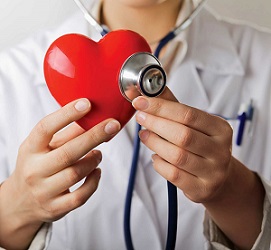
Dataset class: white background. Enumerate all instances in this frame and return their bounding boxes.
[0,0,270,51]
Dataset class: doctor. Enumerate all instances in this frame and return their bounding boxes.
[0,0,271,249]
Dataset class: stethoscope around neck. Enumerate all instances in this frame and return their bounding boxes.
[73,1,207,249]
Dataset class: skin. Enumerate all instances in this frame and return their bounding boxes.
[132,88,265,249]
[102,0,182,50]
[0,99,121,249]
[0,0,265,249]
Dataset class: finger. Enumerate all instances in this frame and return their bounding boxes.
[136,112,218,158]
[49,123,85,149]
[152,154,221,203]
[139,130,212,178]
[28,99,91,153]
[132,92,227,136]
[157,87,179,102]
[151,154,203,198]
[48,168,101,216]
[45,119,120,174]
[44,150,102,197]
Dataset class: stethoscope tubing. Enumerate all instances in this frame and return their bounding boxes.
[73,0,208,39]
[125,124,178,250]
[124,38,179,250]
[73,0,108,35]
[124,123,142,250]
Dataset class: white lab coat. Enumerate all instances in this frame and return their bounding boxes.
[0,4,271,250]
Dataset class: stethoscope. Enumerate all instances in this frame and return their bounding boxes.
[73,0,207,249]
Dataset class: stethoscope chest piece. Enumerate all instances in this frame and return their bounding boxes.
[119,52,167,102]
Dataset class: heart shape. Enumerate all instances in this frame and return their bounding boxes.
[44,30,151,130]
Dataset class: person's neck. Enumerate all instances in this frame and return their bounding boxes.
[101,0,183,47]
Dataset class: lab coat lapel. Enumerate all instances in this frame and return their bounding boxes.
[168,60,210,110]
[188,8,244,76]
[169,8,245,112]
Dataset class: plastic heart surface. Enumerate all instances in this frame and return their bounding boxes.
[44,30,151,130]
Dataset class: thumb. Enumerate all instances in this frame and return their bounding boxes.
[158,87,179,103]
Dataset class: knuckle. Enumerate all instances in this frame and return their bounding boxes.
[23,169,37,186]
[143,115,154,129]
[172,148,188,167]
[167,167,181,183]
[215,147,231,166]
[35,120,50,138]
[70,193,88,209]
[183,180,215,204]
[57,146,74,167]
[33,189,50,206]
[223,122,233,138]
[214,160,230,185]
[179,128,193,148]
[182,108,198,126]
[64,167,82,184]
[49,133,63,149]
[87,129,103,144]
[43,204,62,220]
[186,174,228,203]
[61,107,73,122]
[150,100,163,114]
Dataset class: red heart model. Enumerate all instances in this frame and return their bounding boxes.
[44,30,151,130]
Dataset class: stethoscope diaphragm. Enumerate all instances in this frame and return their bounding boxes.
[119,52,166,102]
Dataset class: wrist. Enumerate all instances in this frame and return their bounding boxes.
[0,176,43,249]
[204,157,264,207]
[203,157,265,249]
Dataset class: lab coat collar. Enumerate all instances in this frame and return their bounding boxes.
[36,4,245,86]
[187,7,245,76]
[167,7,245,111]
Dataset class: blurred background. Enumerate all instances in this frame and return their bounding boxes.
[0,0,270,51]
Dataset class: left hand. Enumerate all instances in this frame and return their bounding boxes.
[133,87,265,249]
[132,87,233,203]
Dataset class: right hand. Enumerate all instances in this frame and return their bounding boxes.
[0,98,121,249]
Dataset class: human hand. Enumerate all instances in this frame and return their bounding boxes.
[132,87,265,249]
[0,98,121,249]
[132,87,233,203]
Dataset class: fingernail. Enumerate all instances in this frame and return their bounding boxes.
[132,97,149,110]
[75,99,90,112]
[104,120,121,135]
[93,150,102,164]
[151,154,157,162]
[136,111,147,123]
[139,130,150,141]
[94,168,102,179]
